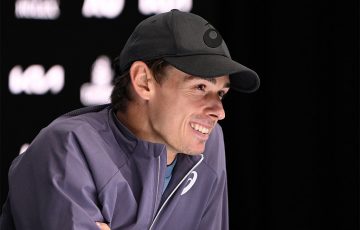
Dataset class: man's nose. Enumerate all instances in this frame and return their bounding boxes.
[206,94,226,120]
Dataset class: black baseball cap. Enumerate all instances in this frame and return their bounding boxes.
[118,9,260,93]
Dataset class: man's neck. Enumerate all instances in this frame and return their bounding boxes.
[167,152,178,165]
[116,106,153,142]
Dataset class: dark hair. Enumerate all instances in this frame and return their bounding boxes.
[111,59,170,112]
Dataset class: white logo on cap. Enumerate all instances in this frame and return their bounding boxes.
[181,171,197,195]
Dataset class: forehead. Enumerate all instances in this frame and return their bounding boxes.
[183,75,230,85]
[164,65,230,86]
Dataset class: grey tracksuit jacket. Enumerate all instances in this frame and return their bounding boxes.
[0,105,229,230]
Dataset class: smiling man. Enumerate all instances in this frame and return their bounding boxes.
[117,61,230,164]
[0,9,259,230]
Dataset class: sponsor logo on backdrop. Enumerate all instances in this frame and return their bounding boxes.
[15,0,192,19]
[82,0,125,18]
[9,65,65,95]
[15,0,60,19]
[80,56,114,106]
[139,0,192,15]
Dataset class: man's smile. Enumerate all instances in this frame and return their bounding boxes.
[190,122,211,134]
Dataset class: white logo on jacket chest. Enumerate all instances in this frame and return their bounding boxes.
[181,171,198,195]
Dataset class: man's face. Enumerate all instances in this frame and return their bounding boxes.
[148,66,230,156]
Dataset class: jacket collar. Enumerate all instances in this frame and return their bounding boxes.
[108,107,166,158]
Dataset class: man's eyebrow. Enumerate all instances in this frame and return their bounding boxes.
[184,75,231,88]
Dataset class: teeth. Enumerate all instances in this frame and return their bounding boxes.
[190,123,210,134]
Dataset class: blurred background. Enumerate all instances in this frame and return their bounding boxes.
[0,0,358,229]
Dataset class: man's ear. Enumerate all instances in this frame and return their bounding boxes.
[129,61,153,100]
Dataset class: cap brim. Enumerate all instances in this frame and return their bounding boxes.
[164,55,260,93]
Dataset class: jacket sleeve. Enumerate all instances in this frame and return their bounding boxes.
[198,124,229,230]
[7,126,105,230]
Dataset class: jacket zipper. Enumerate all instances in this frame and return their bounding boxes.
[152,156,161,221]
[148,154,204,230]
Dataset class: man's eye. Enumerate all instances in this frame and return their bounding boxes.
[196,84,206,91]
